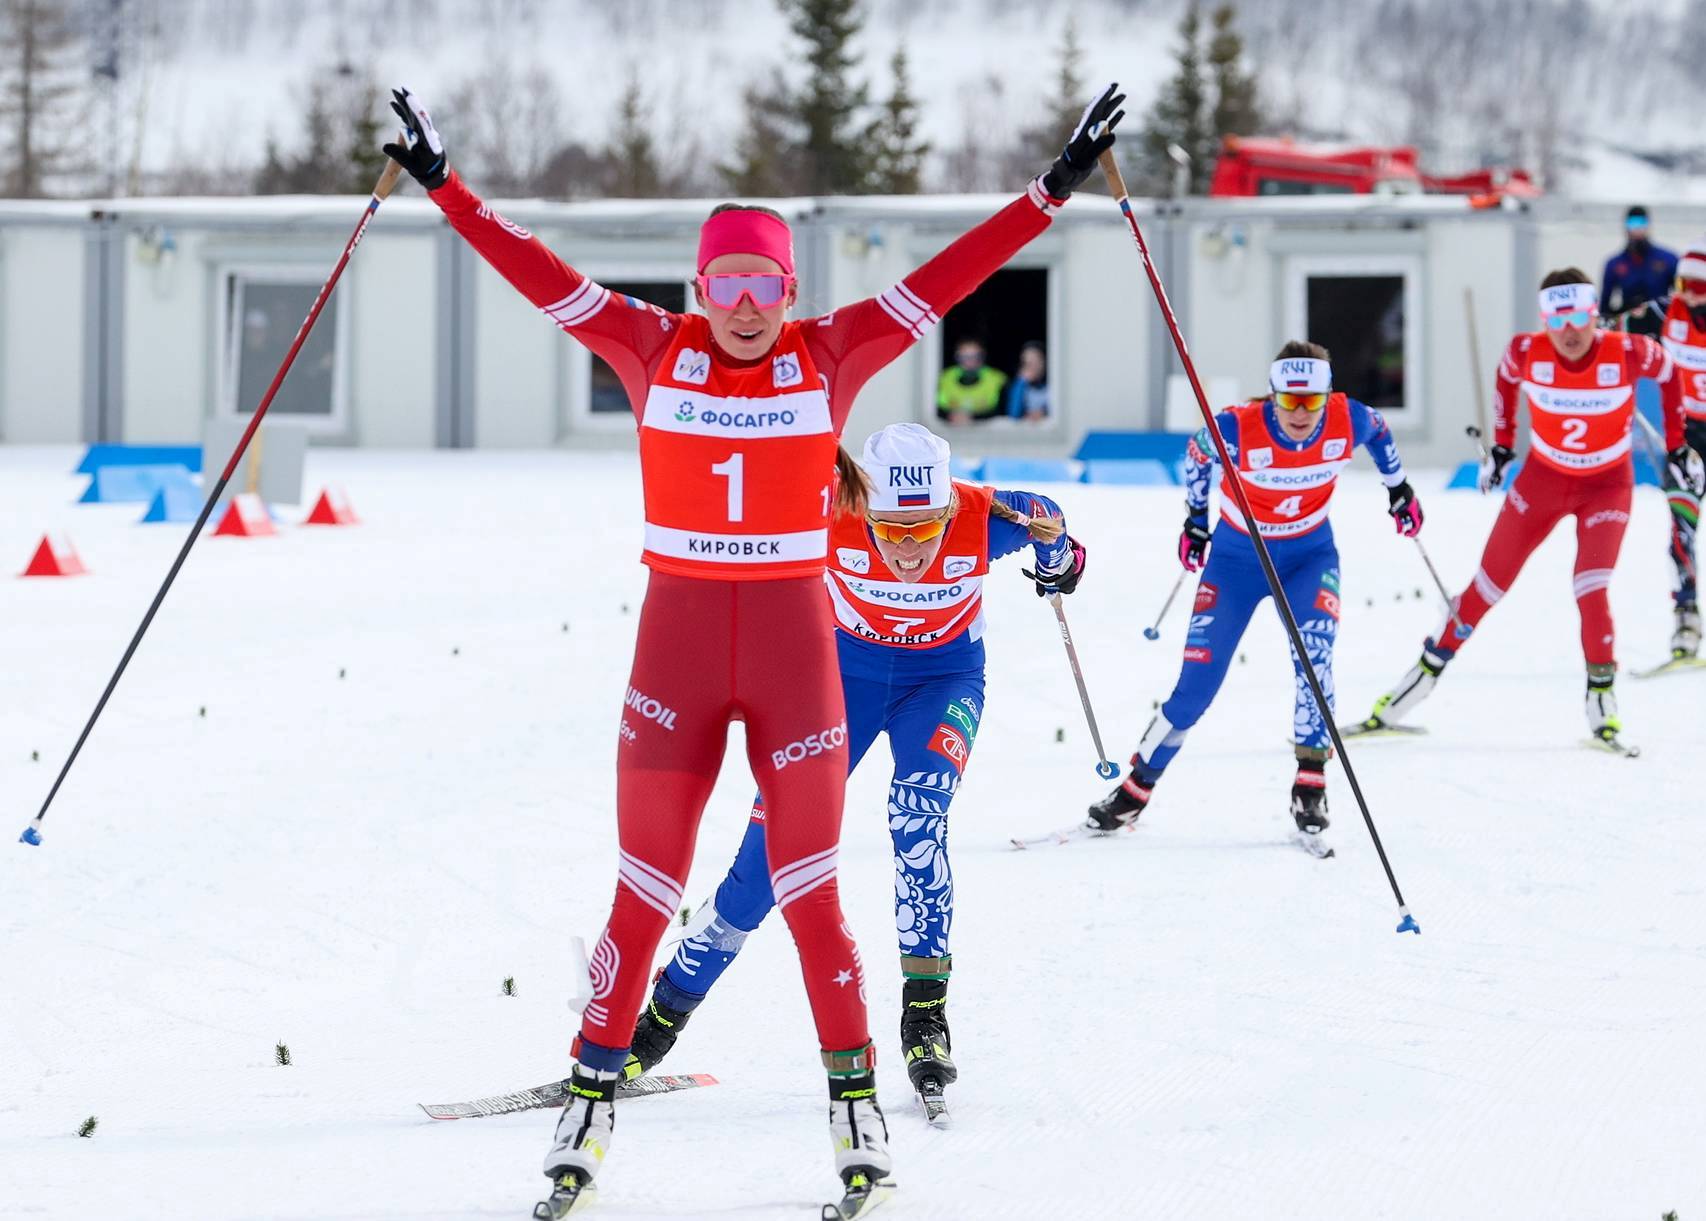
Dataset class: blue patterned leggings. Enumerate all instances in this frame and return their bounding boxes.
[658,666,984,1006]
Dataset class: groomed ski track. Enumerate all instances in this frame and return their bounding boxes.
[2,450,1700,1220]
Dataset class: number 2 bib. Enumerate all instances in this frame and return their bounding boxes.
[638,315,838,580]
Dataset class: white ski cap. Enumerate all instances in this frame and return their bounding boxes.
[860,422,953,513]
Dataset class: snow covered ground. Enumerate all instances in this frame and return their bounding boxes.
[2,448,1702,1220]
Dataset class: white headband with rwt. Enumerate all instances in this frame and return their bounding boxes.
[1539,282,1599,316]
[1268,357,1332,395]
[861,422,953,513]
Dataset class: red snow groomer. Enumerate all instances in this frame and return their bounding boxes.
[1208,136,1540,205]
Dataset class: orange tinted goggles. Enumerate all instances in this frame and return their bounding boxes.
[1275,391,1328,412]
[867,513,950,544]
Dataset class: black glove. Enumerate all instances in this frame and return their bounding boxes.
[1668,444,1706,497]
[1040,82,1126,199]
[1478,444,1516,492]
[1023,535,1087,596]
[1178,513,1211,572]
[380,87,449,191]
[1387,480,1423,537]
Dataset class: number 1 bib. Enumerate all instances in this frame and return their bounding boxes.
[638,315,838,580]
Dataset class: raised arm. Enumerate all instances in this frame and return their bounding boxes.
[384,87,673,412]
[806,84,1127,428]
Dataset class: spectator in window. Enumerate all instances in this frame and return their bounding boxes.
[936,338,1008,425]
[1005,341,1051,422]
[1602,205,1677,337]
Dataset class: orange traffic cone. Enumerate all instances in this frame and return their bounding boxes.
[21,534,87,577]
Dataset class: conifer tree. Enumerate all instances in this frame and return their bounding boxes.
[603,75,663,197]
[1139,2,1213,195]
[1208,4,1261,145]
[863,47,928,194]
[780,0,871,194]
[720,81,804,196]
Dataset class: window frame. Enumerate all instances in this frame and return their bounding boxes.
[1283,251,1425,428]
[914,254,1064,439]
[216,262,352,437]
[563,268,695,435]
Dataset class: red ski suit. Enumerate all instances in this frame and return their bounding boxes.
[429,172,1060,1063]
[1450,328,1682,666]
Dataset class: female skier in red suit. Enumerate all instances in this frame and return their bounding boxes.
[382,82,1125,1217]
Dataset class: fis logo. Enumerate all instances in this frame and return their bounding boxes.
[1530,361,1555,384]
[836,547,872,574]
[673,348,711,385]
[1248,447,1274,470]
[772,353,803,387]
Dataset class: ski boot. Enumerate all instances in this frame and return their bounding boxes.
[899,974,954,1123]
[1672,601,1701,660]
[1290,759,1334,858]
[1353,638,1452,734]
[1585,666,1637,755]
[825,1048,893,1218]
[623,994,694,1080]
[535,1065,617,1219]
[1087,770,1151,831]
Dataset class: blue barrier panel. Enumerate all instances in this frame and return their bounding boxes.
[75,444,203,475]
[78,464,197,504]
[1074,431,1194,463]
[1082,459,1175,486]
[138,482,203,523]
[949,457,984,481]
[977,457,1081,484]
[1449,457,1660,488]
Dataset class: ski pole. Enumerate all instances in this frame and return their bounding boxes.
[1045,593,1120,779]
[1097,146,1420,935]
[1463,287,1490,442]
[1142,569,1188,641]
[1412,538,1468,636]
[19,158,404,848]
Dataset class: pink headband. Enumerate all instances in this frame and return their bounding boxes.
[697,210,795,276]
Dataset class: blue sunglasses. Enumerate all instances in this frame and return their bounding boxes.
[1545,310,1594,330]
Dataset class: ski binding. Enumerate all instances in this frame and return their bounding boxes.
[916,1076,950,1126]
[1339,717,1427,739]
[823,1172,895,1220]
[533,1170,594,1219]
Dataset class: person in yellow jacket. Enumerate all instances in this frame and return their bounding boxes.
[936,338,1008,425]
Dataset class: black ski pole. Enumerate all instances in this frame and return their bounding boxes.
[1097,146,1419,934]
[19,159,405,847]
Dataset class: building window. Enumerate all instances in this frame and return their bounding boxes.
[1285,255,1422,419]
[589,280,688,413]
[936,267,1051,427]
[221,269,347,433]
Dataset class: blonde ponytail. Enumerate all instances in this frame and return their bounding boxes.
[990,496,1066,543]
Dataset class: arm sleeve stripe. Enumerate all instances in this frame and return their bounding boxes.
[877,284,940,339]
[543,279,611,329]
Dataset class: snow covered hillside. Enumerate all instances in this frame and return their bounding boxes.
[2,449,1702,1219]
